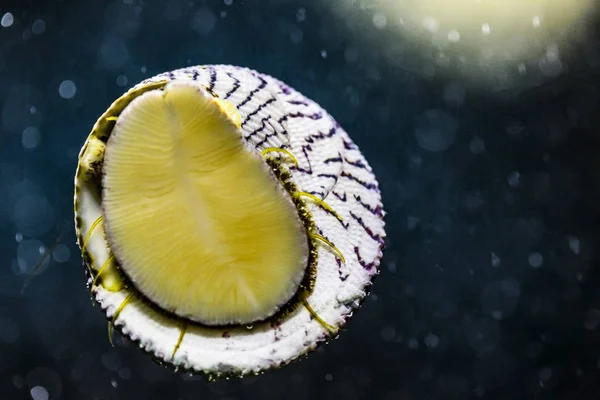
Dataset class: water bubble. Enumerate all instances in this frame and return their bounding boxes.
[26,367,62,400]
[32,19,46,35]
[52,244,70,263]
[491,252,501,267]
[528,252,544,268]
[58,80,77,99]
[101,351,122,372]
[423,16,439,33]
[320,50,328,58]
[30,386,49,400]
[296,7,306,22]
[22,127,41,149]
[116,75,128,87]
[407,338,419,349]
[539,367,552,381]
[539,54,562,77]
[99,37,129,70]
[507,171,521,188]
[1,12,14,28]
[407,216,419,230]
[584,309,600,330]
[568,236,580,255]
[224,0,233,5]
[290,29,303,44]
[447,30,460,42]
[466,318,500,352]
[13,375,24,389]
[380,326,396,342]
[414,109,457,152]
[119,368,131,380]
[481,279,521,319]
[481,23,491,35]
[325,373,333,381]
[16,240,49,275]
[373,13,387,29]
[191,7,216,35]
[424,333,439,348]
[469,136,486,154]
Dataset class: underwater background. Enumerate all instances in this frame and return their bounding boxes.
[2,0,600,398]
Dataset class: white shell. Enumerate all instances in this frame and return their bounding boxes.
[74,65,385,376]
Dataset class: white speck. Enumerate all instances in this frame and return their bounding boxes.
[296,7,306,22]
[224,0,233,5]
[414,109,457,152]
[518,63,527,74]
[423,16,439,33]
[116,75,128,87]
[380,326,396,342]
[32,19,46,35]
[469,136,486,154]
[58,80,76,99]
[507,171,521,188]
[491,252,501,267]
[290,29,303,44]
[320,50,327,58]
[568,237,580,255]
[448,30,460,42]
[141,65,147,73]
[30,386,49,400]
[408,338,419,349]
[533,16,541,28]
[191,7,217,35]
[15,232,23,242]
[325,373,333,381]
[424,333,439,348]
[528,252,544,268]
[111,379,118,388]
[220,11,226,18]
[492,311,503,320]
[584,309,600,330]
[373,12,387,29]
[52,244,71,263]
[481,23,491,35]
[30,106,36,114]
[1,12,14,28]
[22,127,41,150]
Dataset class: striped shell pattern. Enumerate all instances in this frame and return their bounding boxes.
[74,64,385,376]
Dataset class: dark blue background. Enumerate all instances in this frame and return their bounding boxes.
[2,0,600,399]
